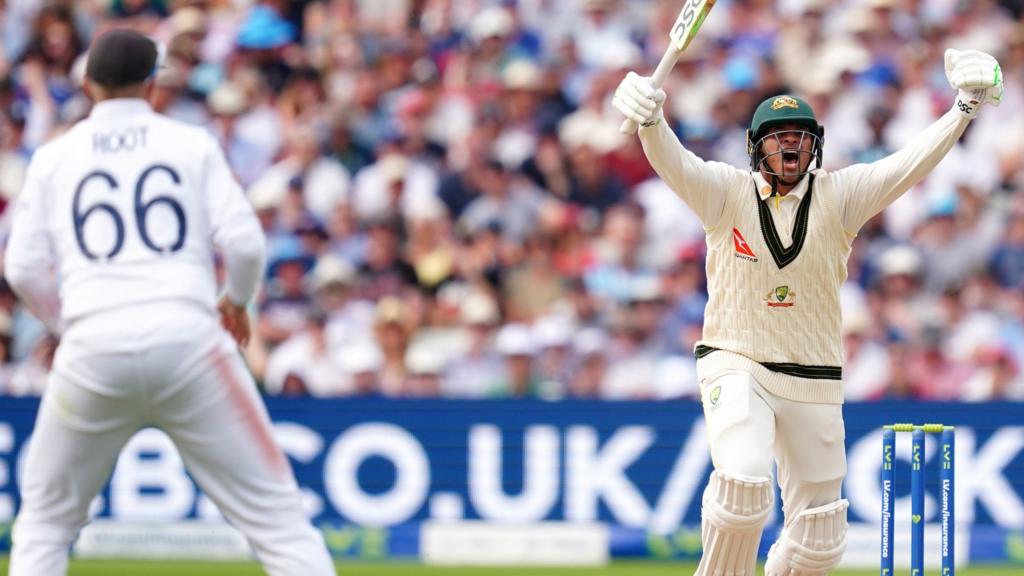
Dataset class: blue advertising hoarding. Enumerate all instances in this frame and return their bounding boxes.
[0,398,1021,563]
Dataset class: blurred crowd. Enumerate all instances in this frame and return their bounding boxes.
[0,0,1022,401]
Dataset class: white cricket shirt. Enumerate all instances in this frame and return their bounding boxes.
[5,99,265,346]
[639,107,969,403]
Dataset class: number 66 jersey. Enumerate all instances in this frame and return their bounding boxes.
[5,99,264,344]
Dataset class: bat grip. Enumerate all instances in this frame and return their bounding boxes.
[620,48,682,134]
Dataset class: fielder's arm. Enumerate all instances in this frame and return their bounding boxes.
[202,132,264,346]
[4,153,62,333]
[202,132,266,307]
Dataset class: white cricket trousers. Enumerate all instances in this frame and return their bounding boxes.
[9,318,336,576]
[700,370,846,524]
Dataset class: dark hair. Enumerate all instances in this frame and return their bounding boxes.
[85,29,158,89]
[21,5,83,72]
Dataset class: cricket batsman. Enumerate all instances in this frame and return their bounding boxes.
[612,48,1003,575]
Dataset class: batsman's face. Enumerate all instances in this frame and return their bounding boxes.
[760,124,816,183]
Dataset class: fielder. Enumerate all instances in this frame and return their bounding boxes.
[4,30,336,575]
[613,49,1003,576]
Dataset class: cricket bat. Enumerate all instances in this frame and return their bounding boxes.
[620,0,718,134]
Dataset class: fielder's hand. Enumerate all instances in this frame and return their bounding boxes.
[945,48,1003,119]
[613,71,666,128]
[218,295,251,347]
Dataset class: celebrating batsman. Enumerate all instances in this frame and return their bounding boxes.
[613,48,1003,576]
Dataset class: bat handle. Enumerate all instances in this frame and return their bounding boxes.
[619,118,641,135]
[620,48,683,135]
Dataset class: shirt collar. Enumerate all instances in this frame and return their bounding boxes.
[89,98,154,120]
[752,170,813,201]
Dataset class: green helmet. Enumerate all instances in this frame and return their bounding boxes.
[747,95,825,174]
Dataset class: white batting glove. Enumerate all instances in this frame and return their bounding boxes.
[945,48,1003,119]
[612,71,666,128]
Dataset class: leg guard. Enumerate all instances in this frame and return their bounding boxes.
[765,499,849,576]
[695,470,775,576]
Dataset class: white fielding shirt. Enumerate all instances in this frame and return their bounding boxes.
[639,107,969,403]
[4,99,265,346]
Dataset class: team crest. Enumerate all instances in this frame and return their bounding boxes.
[765,285,796,308]
[771,96,799,111]
[708,385,722,409]
[775,286,789,301]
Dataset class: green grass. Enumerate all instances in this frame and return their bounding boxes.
[0,559,1020,576]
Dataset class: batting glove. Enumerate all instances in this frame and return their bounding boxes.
[613,71,666,128]
[945,48,1003,119]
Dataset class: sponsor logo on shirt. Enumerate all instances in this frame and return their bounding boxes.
[733,228,758,262]
[765,285,796,308]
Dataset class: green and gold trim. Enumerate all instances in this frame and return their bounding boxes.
[755,174,815,269]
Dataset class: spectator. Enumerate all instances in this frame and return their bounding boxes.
[208,78,281,186]
[458,158,546,245]
[442,289,504,399]
[990,204,1024,290]
[558,110,627,213]
[659,247,706,356]
[532,314,576,397]
[337,340,385,397]
[842,303,891,401]
[373,296,416,396]
[258,239,315,349]
[0,89,28,208]
[264,307,348,397]
[6,333,56,396]
[350,136,439,222]
[403,345,445,397]
[356,216,418,300]
[502,234,568,321]
[584,201,656,304]
[600,280,669,400]
[904,325,975,400]
[492,323,542,397]
[568,327,609,398]
[405,198,457,293]
[0,0,1021,402]
[962,345,1023,401]
[15,4,84,149]
[247,123,351,223]
[149,62,207,125]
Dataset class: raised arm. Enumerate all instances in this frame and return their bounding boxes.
[613,72,737,229]
[836,49,1003,233]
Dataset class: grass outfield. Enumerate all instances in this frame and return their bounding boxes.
[0,560,1021,576]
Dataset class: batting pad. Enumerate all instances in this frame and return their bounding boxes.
[764,498,849,576]
[695,470,774,576]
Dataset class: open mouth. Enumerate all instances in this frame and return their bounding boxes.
[782,151,800,171]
